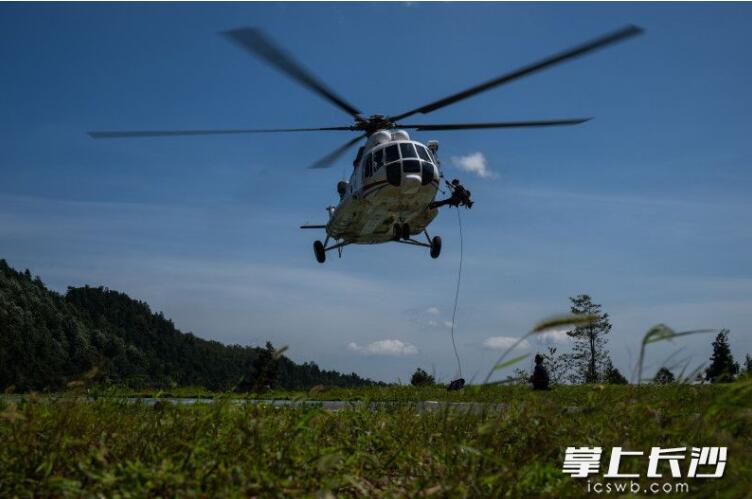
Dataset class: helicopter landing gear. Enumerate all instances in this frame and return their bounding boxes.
[430,235,442,259]
[392,223,402,241]
[310,235,351,264]
[313,240,326,263]
[393,222,411,241]
[401,223,411,240]
[393,228,442,259]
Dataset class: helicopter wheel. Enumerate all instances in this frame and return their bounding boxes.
[430,236,442,259]
[313,241,326,264]
[392,224,403,241]
[401,223,411,240]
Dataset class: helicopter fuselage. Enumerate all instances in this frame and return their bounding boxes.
[326,130,441,244]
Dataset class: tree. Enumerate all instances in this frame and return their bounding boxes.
[564,294,613,383]
[653,367,675,384]
[248,341,280,392]
[410,368,435,387]
[744,354,751,376]
[541,346,567,385]
[604,359,628,384]
[507,368,530,386]
[705,330,739,383]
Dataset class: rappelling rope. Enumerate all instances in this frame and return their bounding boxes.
[449,207,464,379]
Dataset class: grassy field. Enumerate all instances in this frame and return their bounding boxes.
[1,383,751,497]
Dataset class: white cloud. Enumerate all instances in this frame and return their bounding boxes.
[537,328,571,344]
[404,306,452,330]
[450,152,496,179]
[348,339,419,356]
[482,336,530,350]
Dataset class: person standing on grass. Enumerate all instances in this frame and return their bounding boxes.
[530,354,550,390]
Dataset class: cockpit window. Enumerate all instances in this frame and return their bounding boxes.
[400,143,417,159]
[416,145,432,162]
[363,153,373,177]
[385,144,400,163]
[353,146,364,167]
[403,159,421,173]
[373,148,384,168]
[422,162,434,185]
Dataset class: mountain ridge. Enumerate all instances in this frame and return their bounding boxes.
[0,259,375,391]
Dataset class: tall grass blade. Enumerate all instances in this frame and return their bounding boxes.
[492,354,530,372]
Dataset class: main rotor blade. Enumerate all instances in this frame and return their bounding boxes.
[397,118,591,131]
[223,27,362,119]
[389,25,643,122]
[88,126,353,139]
[308,134,366,169]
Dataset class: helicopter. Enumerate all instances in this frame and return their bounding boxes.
[89,25,642,263]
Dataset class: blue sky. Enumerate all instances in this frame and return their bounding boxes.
[2,2,751,382]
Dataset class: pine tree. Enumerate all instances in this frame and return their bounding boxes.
[705,330,739,383]
[541,346,567,385]
[564,294,613,383]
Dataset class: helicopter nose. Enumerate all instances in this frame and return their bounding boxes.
[401,173,422,194]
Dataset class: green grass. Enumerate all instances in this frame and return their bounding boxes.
[2,383,751,497]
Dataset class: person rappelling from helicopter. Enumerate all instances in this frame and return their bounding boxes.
[426,140,474,211]
[430,179,474,210]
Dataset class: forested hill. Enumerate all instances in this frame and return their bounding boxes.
[0,259,376,392]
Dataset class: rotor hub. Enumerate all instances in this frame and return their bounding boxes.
[355,114,395,134]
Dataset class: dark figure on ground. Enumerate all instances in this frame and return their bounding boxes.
[447,378,465,391]
[530,354,550,390]
[430,179,474,209]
